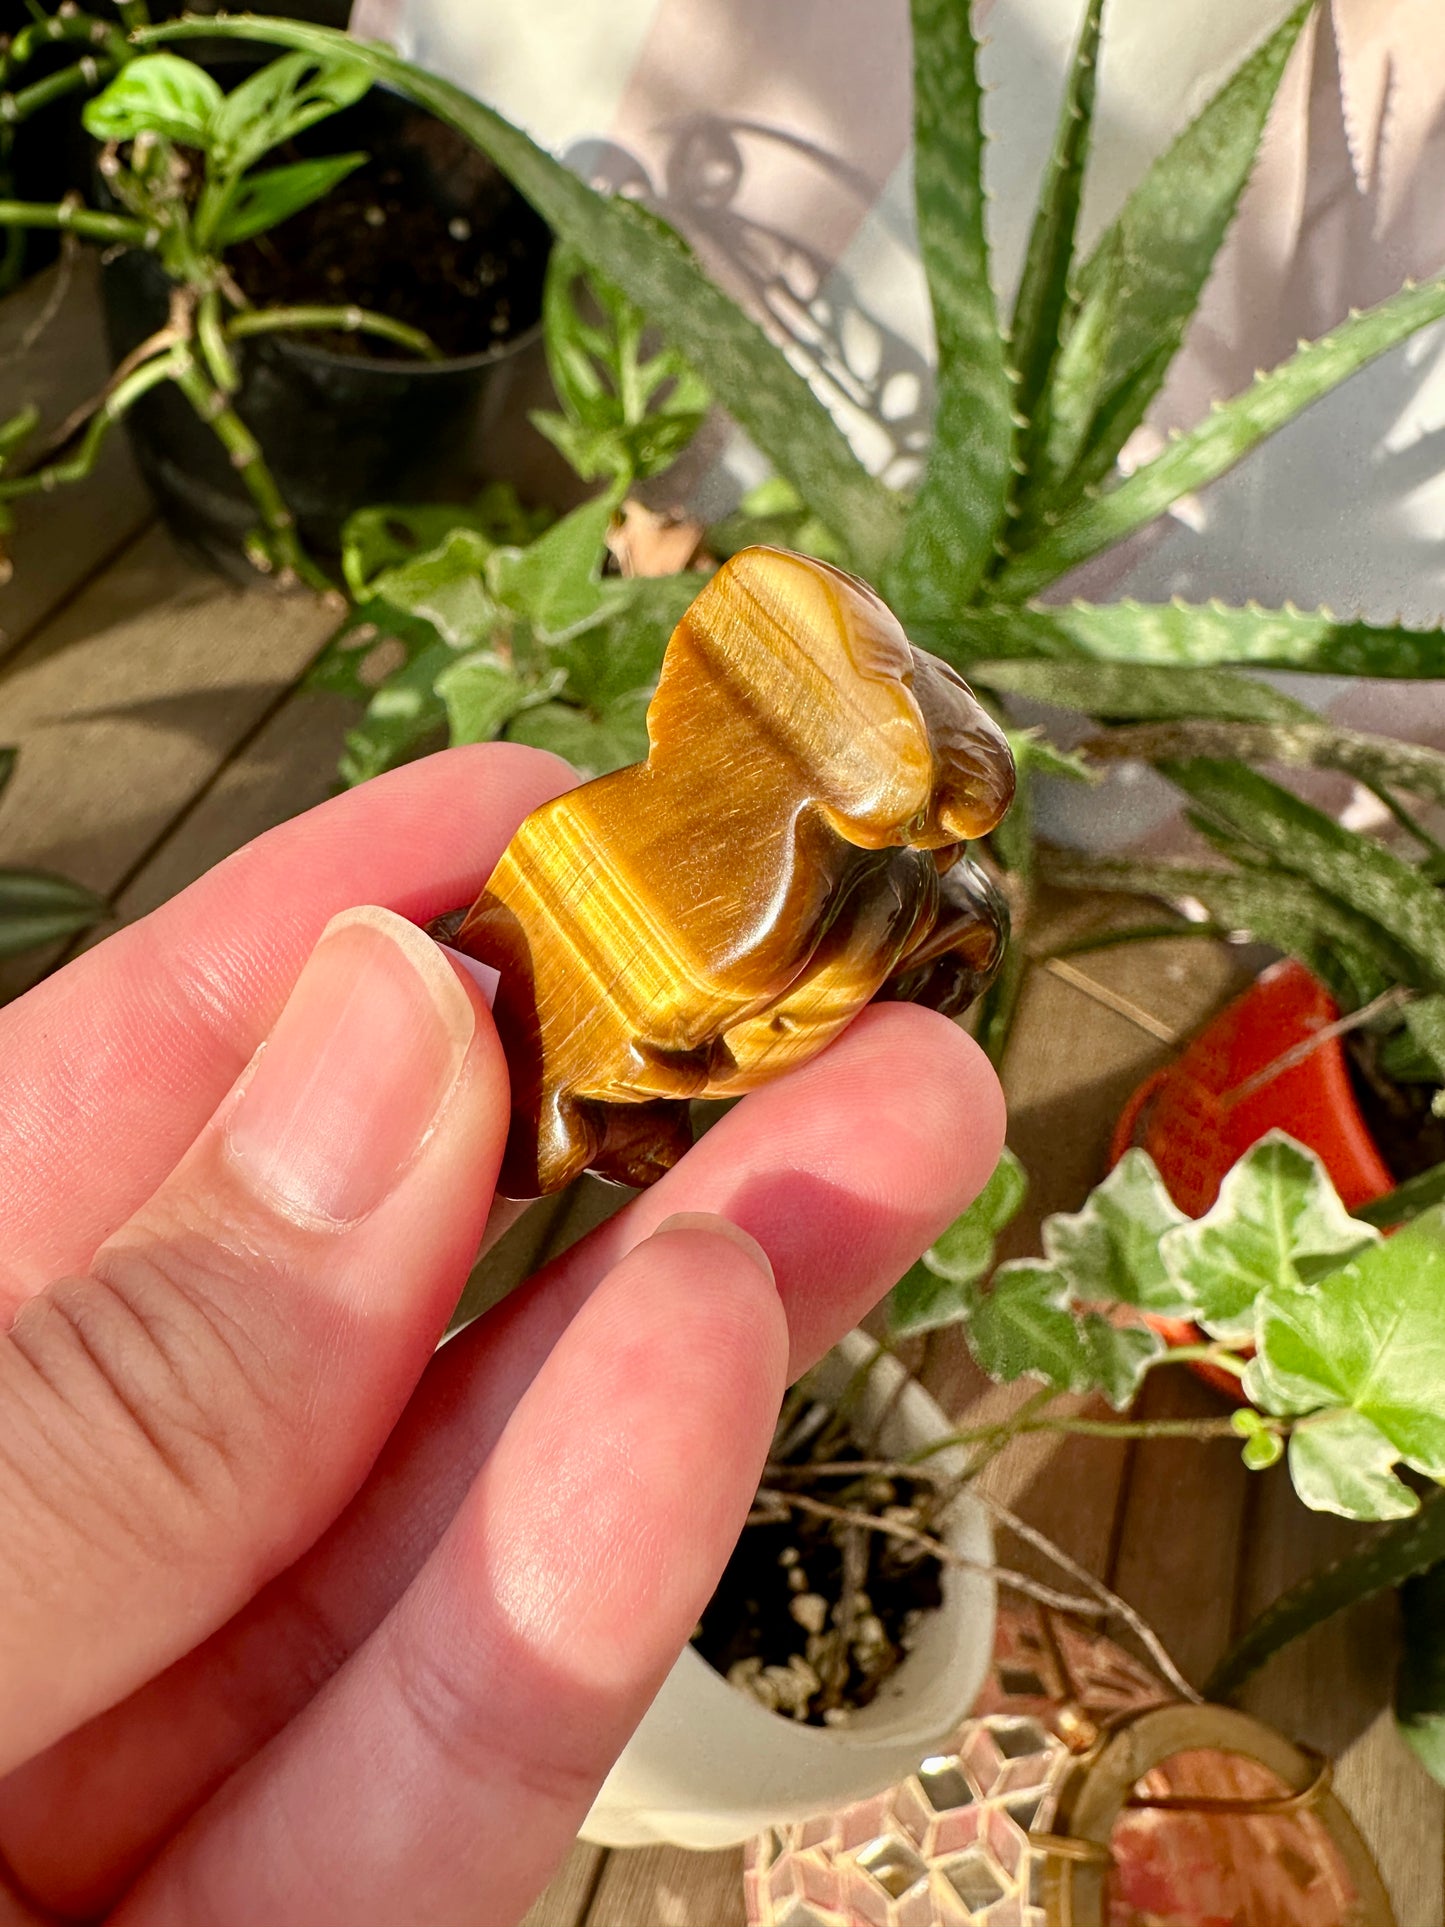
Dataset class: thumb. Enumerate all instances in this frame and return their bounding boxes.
[0,907,509,1773]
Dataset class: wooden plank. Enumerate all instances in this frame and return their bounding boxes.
[1107,1368,1250,1690]
[521,1842,606,1927]
[0,526,337,1000]
[0,252,151,663]
[583,1845,744,1927]
[1235,1466,1445,1925]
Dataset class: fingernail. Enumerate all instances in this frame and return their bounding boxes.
[226,906,475,1226]
[438,944,500,1008]
[652,1211,775,1285]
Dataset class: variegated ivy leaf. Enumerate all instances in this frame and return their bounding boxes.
[1159,1132,1378,1344]
[887,1147,1027,1338]
[1245,1210,1445,1520]
[1042,1149,1191,1316]
[964,1260,1160,1410]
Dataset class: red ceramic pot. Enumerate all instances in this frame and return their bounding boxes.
[1110,958,1395,1394]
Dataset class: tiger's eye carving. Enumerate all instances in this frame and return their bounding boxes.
[447,546,1015,1197]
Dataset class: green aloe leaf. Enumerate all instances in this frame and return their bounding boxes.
[1083,715,1445,806]
[1164,761,1445,993]
[1027,3,1310,515]
[963,599,1445,677]
[1005,0,1105,521]
[1244,1210,1445,1517]
[148,18,901,578]
[998,272,1445,599]
[974,656,1308,723]
[886,0,1013,621]
[1208,1492,1445,1699]
[1398,1562,1445,1788]
[887,1147,1028,1338]
[1160,1134,1377,1344]
[1042,1148,1192,1316]
[0,868,107,958]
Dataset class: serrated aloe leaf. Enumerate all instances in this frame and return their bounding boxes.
[0,869,107,957]
[1041,1148,1191,1315]
[887,0,1013,620]
[1245,1211,1445,1511]
[1005,0,1105,519]
[1398,1562,1445,1788]
[1160,1133,1378,1344]
[967,599,1445,677]
[974,656,1308,723]
[149,16,901,578]
[997,272,1445,598]
[1029,2,1310,517]
[1208,1492,1445,1698]
[1083,715,1445,806]
[1164,761,1445,993]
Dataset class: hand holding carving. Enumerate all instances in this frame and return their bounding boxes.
[448,547,1015,1197]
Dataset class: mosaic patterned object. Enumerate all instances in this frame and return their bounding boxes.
[744,1605,1392,1927]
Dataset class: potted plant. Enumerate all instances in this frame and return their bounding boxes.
[0,746,105,973]
[0,5,549,583]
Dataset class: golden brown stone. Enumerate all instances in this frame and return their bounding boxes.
[450,546,1015,1197]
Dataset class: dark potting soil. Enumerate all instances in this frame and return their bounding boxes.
[228,118,548,361]
[691,1446,945,1728]
[1344,1028,1445,1182]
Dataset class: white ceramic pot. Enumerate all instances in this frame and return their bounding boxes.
[579,1331,996,1851]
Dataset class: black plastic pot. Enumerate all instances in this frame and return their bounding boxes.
[100,71,551,574]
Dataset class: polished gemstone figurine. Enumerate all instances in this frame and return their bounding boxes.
[446,546,1015,1197]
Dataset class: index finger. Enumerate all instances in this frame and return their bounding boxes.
[0,743,573,1306]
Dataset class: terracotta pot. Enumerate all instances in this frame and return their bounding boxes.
[1111,958,1395,1394]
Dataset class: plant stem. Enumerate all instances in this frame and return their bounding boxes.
[7,11,129,69]
[197,287,239,395]
[224,304,445,362]
[0,198,148,246]
[906,1383,1059,1463]
[1021,1413,1268,1442]
[1146,1342,1249,1379]
[170,352,333,593]
[0,347,181,497]
[116,0,150,32]
[2,52,115,125]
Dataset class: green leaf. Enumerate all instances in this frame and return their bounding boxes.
[0,868,107,957]
[707,477,850,571]
[997,272,1445,599]
[550,572,698,712]
[1160,1133,1378,1343]
[968,599,1445,678]
[307,598,443,705]
[1030,3,1310,515]
[1398,1561,1445,1788]
[1040,1148,1192,1315]
[1005,0,1104,512]
[1209,1492,1445,1698]
[887,1147,1027,1337]
[1358,1162,1445,1231]
[1245,1210,1445,1515]
[1164,761,1445,995]
[532,242,709,486]
[340,501,490,602]
[337,638,451,786]
[1080,1315,1161,1410]
[1403,998,1445,1086]
[972,656,1309,723]
[83,52,222,146]
[506,693,651,778]
[434,651,562,747]
[212,152,367,247]
[887,0,1013,619]
[147,18,902,578]
[207,50,372,177]
[0,746,15,800]
[1286,1410,1419,1521]
[966,1261,1093,1391]
[371,527,498,650]
[1007,727,1096,787]
[487,493,616,641]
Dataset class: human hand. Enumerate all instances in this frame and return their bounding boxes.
[0,744,1004,1927]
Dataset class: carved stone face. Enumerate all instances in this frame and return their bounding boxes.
[452,546,1016,1196]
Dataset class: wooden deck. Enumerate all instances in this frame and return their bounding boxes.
[2,259,1442,1925]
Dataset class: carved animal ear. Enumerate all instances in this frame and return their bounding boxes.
[908,649,1017,843]
[645,546,933,844]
